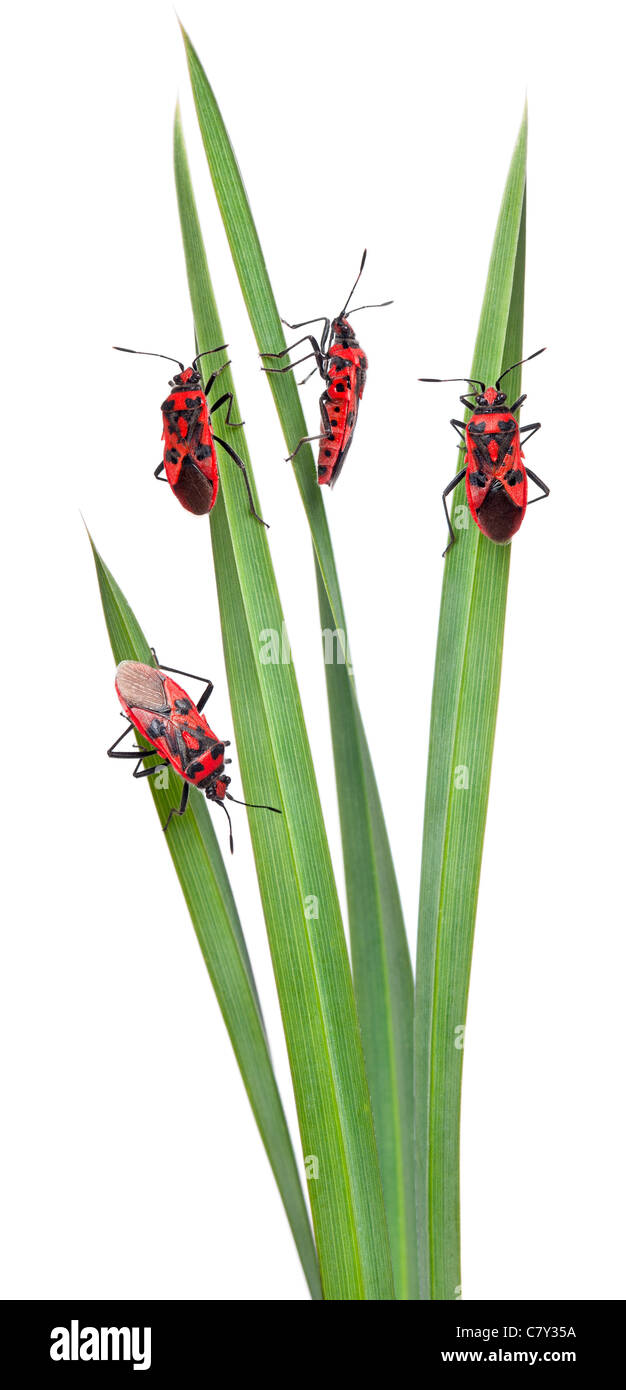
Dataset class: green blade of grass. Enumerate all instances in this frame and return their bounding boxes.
[415,111,528,1300]
[174,107,394,1300]
[181,30,417,1299]
[316,573,417,1299]
[90,539,322,1301]
[182,28,345,635]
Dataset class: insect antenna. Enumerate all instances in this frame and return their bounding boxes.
[495,347,546,390]
[348,299,394,316]
[113,346,186,369]
[191,345,230,370]
[113,346,186,370]
[339,249,368,317]
[216,793,282,854]
[214,798,235,854]
[419,375,486,392]
[226,792,282,815]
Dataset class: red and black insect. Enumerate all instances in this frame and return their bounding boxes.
[113,345,268,526]
[260,250,391,487]
[420,348,549,555]
[108,654,281,851]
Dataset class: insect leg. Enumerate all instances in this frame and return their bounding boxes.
[195,684,215,714]
[133,759,169,779]
[442,468,467,556]
[261,336,319,358]
[297,365,321,387]
[210,391,245,429]
[525,466,550,504]
[212,435,269,527]
[261,335,326,376]
[508,393,528,413]
[149,650,214,704]
[450,418,467,443]
[203,358,232,397]
[262,352,320,376]
[519,422,541,445]
[107,721,156,761]
[286,397,333,464]
[281,316,331,353]
[164,781,190,833]
[286,432,328,461]
[154,461,169,482]
[193,344,229,360]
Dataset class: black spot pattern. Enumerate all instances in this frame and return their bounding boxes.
[147,717,167,740]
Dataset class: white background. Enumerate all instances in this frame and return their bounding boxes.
[1,0,624,1301]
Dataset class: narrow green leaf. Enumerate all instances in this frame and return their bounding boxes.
[415,111,528,1300]
[181,30,417,1299]
[174,107,394,1300]
[182,27,345,633]
[90,537,322,1301]
[316,573,417,1299]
